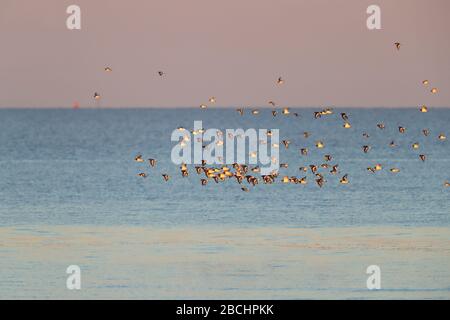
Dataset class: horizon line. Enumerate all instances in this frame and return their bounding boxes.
[1,106,450,110]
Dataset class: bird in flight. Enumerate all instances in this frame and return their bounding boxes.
[148,158,156,167]
[134,155,144,163]
[343,122,352,129]
[340,174,349,185]
[316,141,325,149]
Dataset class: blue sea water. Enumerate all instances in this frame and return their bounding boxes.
[1,108,450,300]
[0,108,449,228]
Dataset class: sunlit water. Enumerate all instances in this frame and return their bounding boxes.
[0,108,449,299]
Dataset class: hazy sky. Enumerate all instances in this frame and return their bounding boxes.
[1,0,449,108]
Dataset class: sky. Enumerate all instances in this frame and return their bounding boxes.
[0,0,449,108]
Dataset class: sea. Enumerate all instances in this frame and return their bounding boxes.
[0,108,449,299]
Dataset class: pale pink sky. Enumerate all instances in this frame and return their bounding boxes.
[0,0,449,108]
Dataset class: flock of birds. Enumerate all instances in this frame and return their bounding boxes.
[133,106,448,191]
[94,42,449,191]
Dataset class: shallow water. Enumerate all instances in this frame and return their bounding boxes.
[1,226,449,299]
[0,108,449,299]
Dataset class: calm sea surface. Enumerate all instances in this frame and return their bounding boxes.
[1,108,449,227]
[0,108,449,299]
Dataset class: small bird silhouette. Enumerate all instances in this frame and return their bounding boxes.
[330,165,339,175]
[316,177,325,188]
[340,174,349,185]
[420,105,428,113]
[367,167,376,173]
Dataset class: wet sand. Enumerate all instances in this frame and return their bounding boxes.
[1,226,450,299]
